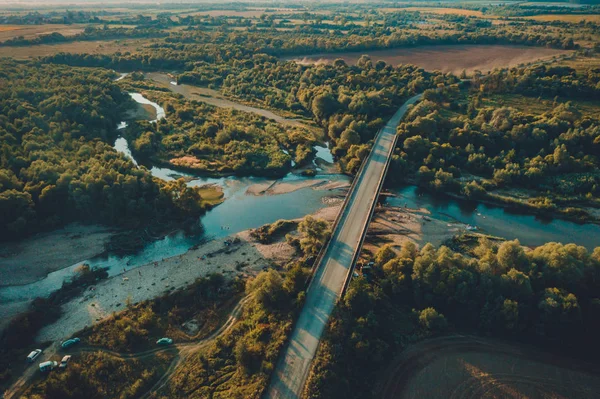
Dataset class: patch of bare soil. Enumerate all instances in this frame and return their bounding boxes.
[36,231,282,343]
[287,45,571,74]
[0,224,114,286]
[145,72,313,128]
[246,177,349,196]
[376,335,600,399]
[363,204,463,254]
[0,24,87,42]
[0,38,147,59]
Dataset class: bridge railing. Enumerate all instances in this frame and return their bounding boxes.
[303,120,385,293]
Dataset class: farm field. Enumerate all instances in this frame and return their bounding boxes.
[524,14,600,23]
[0,38,147,58]
[482,93,600,115]
[386,7,486,17]
[288,45,570,74]
[0,23,87,41]
[379,336,600,399]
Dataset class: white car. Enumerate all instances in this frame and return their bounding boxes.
[59,355,72,369]
[26,349,42,363]
[39,360,58,372]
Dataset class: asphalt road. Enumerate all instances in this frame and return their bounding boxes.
[265,93,423,399]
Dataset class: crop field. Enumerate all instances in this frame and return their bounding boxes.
[378,336,600,399]
[0,24,86,41]
[387,7,486,17]
[0,38,148,59]
[288,45,570,74]
[525,14,600,23]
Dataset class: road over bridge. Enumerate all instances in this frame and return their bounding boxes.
[265,93,423,399]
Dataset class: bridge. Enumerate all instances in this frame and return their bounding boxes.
[265,93,423,399]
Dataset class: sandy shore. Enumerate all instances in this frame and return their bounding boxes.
[0,224,115,286]
[363,205,465,255]
[246,178,350,196]
[37,231,285,342]
[36,204,342,343]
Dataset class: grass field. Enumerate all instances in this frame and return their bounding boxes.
[288,45,570,74]
[0,24,86,41]
[482,93,600,115]
[0,38,148,59]
[197,185,225,208]
[378,336,600,399]
[557,54,600,71]
[388,7,485,17]
[524,14,600,23]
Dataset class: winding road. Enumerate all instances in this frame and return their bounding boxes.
[3,295,250,399]
[265,94,423,399]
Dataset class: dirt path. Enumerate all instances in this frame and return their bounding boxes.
[376,335,600,399]
[4,295,250,399]
[145,72,314,129]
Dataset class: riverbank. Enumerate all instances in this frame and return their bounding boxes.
[246,178,350,196]
[400,177,600,225]
[363,205,463,255]
[34,203,341,343]
[0,224,115,287]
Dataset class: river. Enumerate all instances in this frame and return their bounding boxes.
[1,92,598,307]
[386,186,600,250]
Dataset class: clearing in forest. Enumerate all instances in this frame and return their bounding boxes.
[288,45,570,74]
[378,336,600,399]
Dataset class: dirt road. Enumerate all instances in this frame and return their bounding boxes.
[265,94,423,399]
[3,295,250,399]
[145,72,311,128]
[377,335,600,399]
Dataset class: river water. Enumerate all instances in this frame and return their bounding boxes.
[1,92,598,305]
[386,186,600,250]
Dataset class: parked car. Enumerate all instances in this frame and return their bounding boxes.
[59,355,72,369]
[61,337,81,349]
[156,338,173,345]
[39,361,58,372]
[26,349,42,363]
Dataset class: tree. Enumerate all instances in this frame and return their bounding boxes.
[496,240,528,274]
[375,244,396,266]
[298,216,330,256]
[418,307,447,334]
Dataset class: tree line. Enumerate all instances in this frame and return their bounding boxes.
[0,60,207,241]
[305,239,600,399]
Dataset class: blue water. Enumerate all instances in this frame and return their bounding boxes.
[386,185,600,250]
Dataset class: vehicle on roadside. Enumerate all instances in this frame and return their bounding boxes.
[39,361,58,372]
[61,337,80,349]
[156,338,173,345]
[59,355,72,369]
[26,349,42,363]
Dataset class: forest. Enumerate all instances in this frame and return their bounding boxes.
[0,60,207,241]
[390,64,600,219]
[305,239,600,399]
[1,2,599,397]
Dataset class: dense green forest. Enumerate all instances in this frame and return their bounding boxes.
[118,78,312,177]
[389,65,600,218]
[305,240,600,399]
[178,56,455,164]
[0,60,206,241]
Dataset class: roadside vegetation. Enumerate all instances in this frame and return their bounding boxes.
[305,240,600,399]
[21,351,174,399]
[81,274,237,352]
[0,265,108,389]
